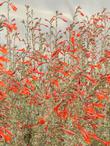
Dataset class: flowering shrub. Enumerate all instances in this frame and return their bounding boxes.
[0,1,110,146]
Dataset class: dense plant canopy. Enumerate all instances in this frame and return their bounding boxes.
[0,1,110,146]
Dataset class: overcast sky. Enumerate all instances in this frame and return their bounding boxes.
[1,0,110,24]
[13,0,110,18]
[0,0,110,44]
[0,0,110,33]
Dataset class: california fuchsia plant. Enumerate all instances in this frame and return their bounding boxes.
[0,1,110,146]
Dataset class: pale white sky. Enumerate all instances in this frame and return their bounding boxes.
[14,0,110,19]
[0,0,110,40]
[1,0,110,26]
